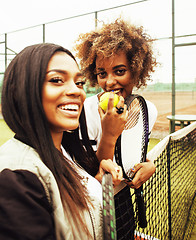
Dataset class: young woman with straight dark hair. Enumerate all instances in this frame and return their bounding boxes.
[0,43,122,240]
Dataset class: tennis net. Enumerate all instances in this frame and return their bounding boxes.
[133,121,196,240]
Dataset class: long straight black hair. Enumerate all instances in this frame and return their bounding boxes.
[1,43,99,238]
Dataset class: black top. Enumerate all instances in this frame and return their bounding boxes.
[0,169,56,240]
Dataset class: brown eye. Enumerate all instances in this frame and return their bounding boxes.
[115,69,127,76]
[49,77,63,83]
[76,81,86,88]
[97,71,107,79]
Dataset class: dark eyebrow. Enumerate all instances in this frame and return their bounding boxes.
[76,72,84,78]
[112,64,127,70]
[96,64,127,71]
[96,68,105,71]
[46,69,67,74]
[46,69,83,77]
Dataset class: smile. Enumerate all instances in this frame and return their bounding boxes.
[58,104,79,111]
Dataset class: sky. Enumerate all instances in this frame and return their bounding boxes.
[1,0,141,33]
[0,0,196,84]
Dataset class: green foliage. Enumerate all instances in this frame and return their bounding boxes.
[145,82,196,92]
[0,74,3,104]
[148,138,160,152]
[0,119,14,146]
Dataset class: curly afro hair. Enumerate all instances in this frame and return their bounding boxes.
[74,18,157,88]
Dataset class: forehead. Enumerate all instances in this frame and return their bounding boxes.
[47,51,79,72]
[96,51,128,69]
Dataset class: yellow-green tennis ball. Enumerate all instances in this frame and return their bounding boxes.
[99,92,119,112]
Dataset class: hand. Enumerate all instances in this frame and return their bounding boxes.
[98,93,128,142]
[95,159,123,186]
[124,159,156,189]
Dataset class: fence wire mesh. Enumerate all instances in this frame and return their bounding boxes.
[133,123,196,240]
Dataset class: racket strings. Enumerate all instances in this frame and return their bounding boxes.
[124,99,140,130]
[123,97,147,178]
[141,104,148,157]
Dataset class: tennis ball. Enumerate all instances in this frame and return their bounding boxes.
[99,92,119,112]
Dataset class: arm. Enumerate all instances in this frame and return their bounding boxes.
[96,93,128,162]
[0,169,56,240]
[125,101,157,189]
[97,98,157,189]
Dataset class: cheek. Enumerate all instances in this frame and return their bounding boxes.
[42,96,54,120]
[42,84,62,104]
[81,89,86,104]
[42,86,58,115]
[121,74,133,86]
[97,78,105,89]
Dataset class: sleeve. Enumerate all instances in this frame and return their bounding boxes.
[0,169,56,240]
[146,100,158,133]
[83,95,102,151]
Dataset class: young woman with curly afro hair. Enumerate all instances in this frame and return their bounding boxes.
[75,18,158,240]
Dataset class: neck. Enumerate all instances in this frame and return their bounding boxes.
[51,131,63,152]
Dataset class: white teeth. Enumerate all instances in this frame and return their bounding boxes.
[59,104,79,111]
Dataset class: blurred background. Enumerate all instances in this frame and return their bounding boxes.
[0,0,196,138]
[0,1,196,238]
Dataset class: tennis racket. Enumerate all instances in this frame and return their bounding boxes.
[115,94,149,228]
[102,172,117,240]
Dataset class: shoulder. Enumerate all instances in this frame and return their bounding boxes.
[84,94,101,129]
[0,138,57,205]
[0,169,56,239]
[84,94,99,111]
[82,94,102,147]
[0,168,48,200]
[146,100,157,115]
[145,100,158,131]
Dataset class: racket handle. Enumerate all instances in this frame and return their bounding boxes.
[102,173,117,240]
[135,187,147,228]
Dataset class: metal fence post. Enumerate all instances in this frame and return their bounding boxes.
[95,11,97,29]
[43,24,45,43]
[5,33,7,70]
[167,137,172,240]
[171,0,176,133]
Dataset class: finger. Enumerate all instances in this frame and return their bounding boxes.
[133,163,142,172]
[110,165,123,185]
[130,179,142,189]
[107,92,115,111]
[125,181,134,188]
[124,104,128,115]
[111,172,123,185]
[114,166,123,180]
[116,96,125,108]
[131,169,144,188]
[125,178,142,189]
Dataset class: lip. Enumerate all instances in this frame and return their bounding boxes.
[57,100,81,116]
[98,89,123,100]
[107,89,123,96]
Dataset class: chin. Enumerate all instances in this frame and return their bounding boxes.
[67,121,80,130]
[55,118,80,132]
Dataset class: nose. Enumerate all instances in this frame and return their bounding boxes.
[65,80,81,96]
[106,74,117,89]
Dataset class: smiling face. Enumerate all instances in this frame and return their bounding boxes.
[42,51,86,137]
[95,51,134,99]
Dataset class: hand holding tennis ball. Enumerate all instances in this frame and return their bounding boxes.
[99,92,119,112]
